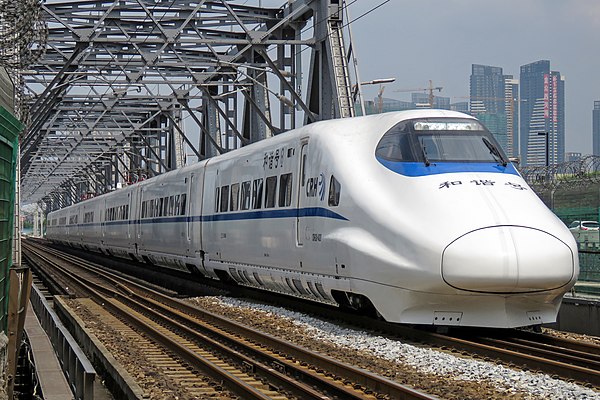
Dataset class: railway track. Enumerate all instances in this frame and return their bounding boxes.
[280,296,600,388]
[270,289,600,388]
[23,240,438,400]
[27,240,600,390]
[449,328,600,385]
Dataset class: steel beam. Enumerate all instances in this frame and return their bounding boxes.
[19,0,357,206]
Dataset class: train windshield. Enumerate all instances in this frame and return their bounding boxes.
[376,118,508,165]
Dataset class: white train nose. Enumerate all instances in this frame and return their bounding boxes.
[442,226,575,293]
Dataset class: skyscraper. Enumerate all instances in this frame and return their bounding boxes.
[469,64,511,154]
[593,101,600,156]
[519,60,565,166]
[504,77,519,158]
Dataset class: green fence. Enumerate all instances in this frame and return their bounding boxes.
[535,185,600,291]
[0,106,21,333]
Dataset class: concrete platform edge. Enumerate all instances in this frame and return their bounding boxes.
[546,295,600,336]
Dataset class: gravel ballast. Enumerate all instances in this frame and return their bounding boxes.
[190,296,600,400]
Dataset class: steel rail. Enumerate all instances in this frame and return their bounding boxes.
[25,241,439,400]
[23,243,285,400]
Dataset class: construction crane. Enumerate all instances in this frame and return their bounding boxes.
[393,80,443,108]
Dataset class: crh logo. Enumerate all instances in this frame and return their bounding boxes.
[306,173,326,201]
[318,173,325,201]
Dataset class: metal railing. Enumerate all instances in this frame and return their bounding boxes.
[521,155,600,191]
[29,284,95,400]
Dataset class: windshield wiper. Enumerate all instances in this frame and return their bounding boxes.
[482,137,507,166]
[419,139,431,167]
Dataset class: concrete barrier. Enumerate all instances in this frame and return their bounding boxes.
[29,285,95,400]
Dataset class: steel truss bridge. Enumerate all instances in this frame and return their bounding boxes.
[13,0,363,212]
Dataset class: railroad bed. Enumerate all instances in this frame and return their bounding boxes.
[24,240,435,399]
[24,240,600,399]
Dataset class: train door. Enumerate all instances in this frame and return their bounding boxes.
[137,187,143,242]
[186,173,195,248]
[296,140,309,246]
[132,186,141,254]
[126,192,132,239]
[101,199,106,238]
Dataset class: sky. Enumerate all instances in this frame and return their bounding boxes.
[257,0,598,155]
[344,0,599,154]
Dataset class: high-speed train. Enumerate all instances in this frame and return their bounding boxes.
[46,110,579,328]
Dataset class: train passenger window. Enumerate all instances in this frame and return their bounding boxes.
[278,173,293,207]
[265,176,277,208]
[328,176,341,207]
[174,195,180,215]
[180,194,187,215]
[301,154,307,186]
[141,202,147,218]
[240,181,251,210]
[162,197,169,216]
[125,205,129,219]
[214,188,220,213]
[230,183,240,211]
[220,186,229,212]
[252,179,263,209]
[168,196,175,216]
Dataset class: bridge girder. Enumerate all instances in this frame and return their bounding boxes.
[17,0,358,210]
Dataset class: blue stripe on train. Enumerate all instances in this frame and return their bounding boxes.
[376,157,520,177]
[58,206,348,228]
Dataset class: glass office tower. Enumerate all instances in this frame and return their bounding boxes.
[519,60,565,166]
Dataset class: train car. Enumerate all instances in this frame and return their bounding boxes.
[46,110,579,328]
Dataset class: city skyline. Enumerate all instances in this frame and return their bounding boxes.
[346,0,599,156]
